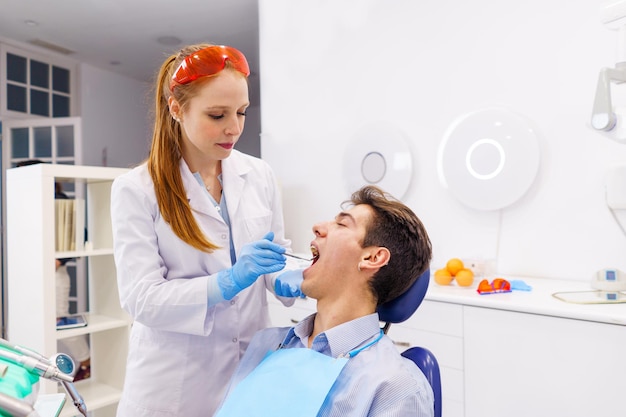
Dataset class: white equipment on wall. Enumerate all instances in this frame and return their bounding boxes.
[591,2,626,240]
[590,0,626,143]
[437,107,541,211]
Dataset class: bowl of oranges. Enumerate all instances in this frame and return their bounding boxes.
[434,258,475,287]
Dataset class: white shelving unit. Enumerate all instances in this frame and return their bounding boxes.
[6,164,130,417]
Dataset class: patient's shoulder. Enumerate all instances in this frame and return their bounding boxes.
[249,326,291,349]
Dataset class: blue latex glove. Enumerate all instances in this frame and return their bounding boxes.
[274,269,305,298]
[218,232,286,300]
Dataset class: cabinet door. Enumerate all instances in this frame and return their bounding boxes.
[464,306,626,417]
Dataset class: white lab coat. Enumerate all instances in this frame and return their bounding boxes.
[111,151,294,417]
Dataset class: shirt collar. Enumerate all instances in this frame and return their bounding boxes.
[283,313,382,358]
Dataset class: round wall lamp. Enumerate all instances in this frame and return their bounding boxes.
[343,122,413,199]
[437,107,541,211]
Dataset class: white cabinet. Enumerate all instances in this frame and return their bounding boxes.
[6,164,130,417]
[463,306,626,417]
[426,276,626,417]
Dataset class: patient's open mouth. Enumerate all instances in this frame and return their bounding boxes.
[310,246,319,265]
[283,246,319,265]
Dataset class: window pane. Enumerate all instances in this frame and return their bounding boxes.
[7,84,27,112]
[52,94,70,117]
[7,53,27,83]
[34,126,52,158]
[10,127,29,158]
[30,60,49,88]
[30,89,49,116]
[57,125,75,157]
[53,66,70,93]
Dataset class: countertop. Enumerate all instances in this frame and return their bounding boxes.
[425,275,626,326]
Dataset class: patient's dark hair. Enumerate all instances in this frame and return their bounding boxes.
[345,185,432,305]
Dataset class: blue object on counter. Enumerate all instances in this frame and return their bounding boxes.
[510,280,532,291]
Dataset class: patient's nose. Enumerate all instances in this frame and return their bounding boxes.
[312,221,327,236]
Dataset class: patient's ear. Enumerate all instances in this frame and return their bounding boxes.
[361,247,390,270]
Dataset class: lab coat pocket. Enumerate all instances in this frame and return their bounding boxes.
[243,213,272,240]
[122,328,187,413]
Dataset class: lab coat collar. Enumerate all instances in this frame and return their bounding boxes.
[179,152,250,220]
[221,151,249,218]
[180,158,219,219]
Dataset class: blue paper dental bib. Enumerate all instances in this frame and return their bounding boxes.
[216,330,383,417]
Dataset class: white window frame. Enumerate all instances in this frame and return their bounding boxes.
[0,41,79,119]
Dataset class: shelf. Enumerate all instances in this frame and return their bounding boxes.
[55,249,114,258]
[55,314,131,340]
[28,164,129,183]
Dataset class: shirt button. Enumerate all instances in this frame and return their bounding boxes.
[221,234,227,240]
[232,338,238,343]
[230,300,236,305]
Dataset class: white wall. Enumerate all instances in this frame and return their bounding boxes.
[79,63,151,169]
[259,0,626,281]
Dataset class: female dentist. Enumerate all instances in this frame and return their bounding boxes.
[111,44,301,417]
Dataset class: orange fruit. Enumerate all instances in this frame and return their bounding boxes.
[433,268,453,285]
[455,268,474,287]
[446,258,464,276]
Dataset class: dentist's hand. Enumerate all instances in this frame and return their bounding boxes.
[274,269,305,298]
[218,232,286,300]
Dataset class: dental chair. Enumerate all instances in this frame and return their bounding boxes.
[377,269,442,417]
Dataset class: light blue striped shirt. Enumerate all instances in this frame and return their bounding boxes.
[222,313,434,417]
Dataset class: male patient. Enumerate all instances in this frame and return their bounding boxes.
[216,185,434,417]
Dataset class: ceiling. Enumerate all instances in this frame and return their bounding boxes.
[0,0,260,83]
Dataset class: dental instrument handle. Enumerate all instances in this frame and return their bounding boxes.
[0,338,49,363]
[61,380,88,417]
[284,253,312,262]
[0,349,74,382]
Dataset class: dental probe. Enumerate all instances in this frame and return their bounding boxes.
[284,253,313,262]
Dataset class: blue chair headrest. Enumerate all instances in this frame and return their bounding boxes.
[377,268,430,324]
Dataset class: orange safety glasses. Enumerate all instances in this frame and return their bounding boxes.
[477,278,511,295]
[169,45,250,91]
